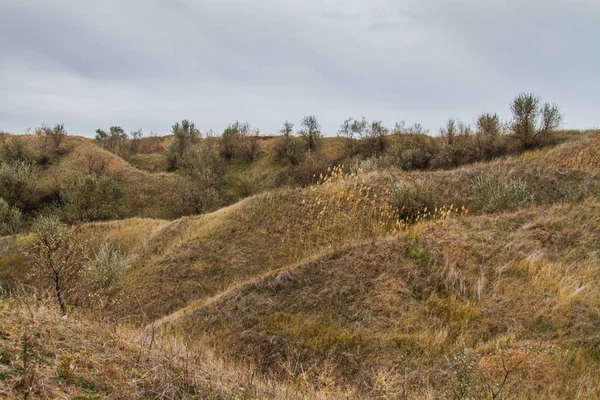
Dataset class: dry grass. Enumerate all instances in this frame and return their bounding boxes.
[1,131,599,398]
[167,200,600,398]
[0,291,360,399]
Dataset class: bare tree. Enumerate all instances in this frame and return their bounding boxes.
[510,93,562,149]
[28,216,87,315]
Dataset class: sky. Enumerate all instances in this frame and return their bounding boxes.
[1,0,599,137]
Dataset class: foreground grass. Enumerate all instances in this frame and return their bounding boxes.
[0,293,360,399]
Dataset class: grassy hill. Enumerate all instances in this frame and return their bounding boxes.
[168,200,600,398]
[1,129,600,398]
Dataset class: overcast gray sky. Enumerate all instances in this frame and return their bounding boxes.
[1,0,599,137]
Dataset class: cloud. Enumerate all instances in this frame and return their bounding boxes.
[1,0,598,136]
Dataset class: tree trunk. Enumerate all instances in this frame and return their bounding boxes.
[54,278,67,315]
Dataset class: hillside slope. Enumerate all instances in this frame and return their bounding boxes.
[168,200,600,398]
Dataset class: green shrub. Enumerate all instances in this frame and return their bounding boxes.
[173,179,223,216]
[0,160,39,209]
[390,181,435,221]
[275,135,305,166]
[430,120,480,169]
[166,120,202,170]
[60,174,123,222]
[233,175,259,198]
[179,145,225,184]
[386,134,439,171]
[95,126,128,157]
[1,137,36,164]
[475,113,509,160]
[299,115,323,151]
[128,153,168,173]
[472,171,533,212]
[220,122,260,162]
[171,144,226,215]
[29,215,88,314]
[281,152,333,186]
[36,123,67,164]
[83,244,129,306]
[0,198,22,235]
[350,156,381,174]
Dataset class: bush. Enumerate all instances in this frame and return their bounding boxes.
[127,129,144,156]
[281,152,333,186]
[475,113,508,160]
[386,133,439,171]
[95,126,128,157]
[390,181,435,221]
[83,244,129,307]
[36,123,67,164]
[178,145,225,186]
[29,215,88,314]
[167,120,202,170]
[0,160,39,210]
[366,121,388,154]
[432,121,479,169]
[173,179,222,216]
[338,116,368,154]
[472,171,533,212]
[60,174,123,222]
[299,115,323,151]
[1,136,36,164]
[220,122,260,162]
[275,135,305,166]
[172,144,226,215]
[350,156,381,174]
[233,175,259,198]
[0,198,22,235]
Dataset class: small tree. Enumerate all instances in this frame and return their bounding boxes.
[95,126,128,156]
[281,121,294,138]
[368,120,388,153]
[299,115,323,151]
[275,121,304,165]
[477,113,502,138]
[128,129,144,155]
[339,117,368,140]
[37,124,67,162]
[167,120,202,170]
[476,113,506,159]
[29,216,87,315]
[441,119,457,144]
[339,116,368,153]
[510,93,562,149]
